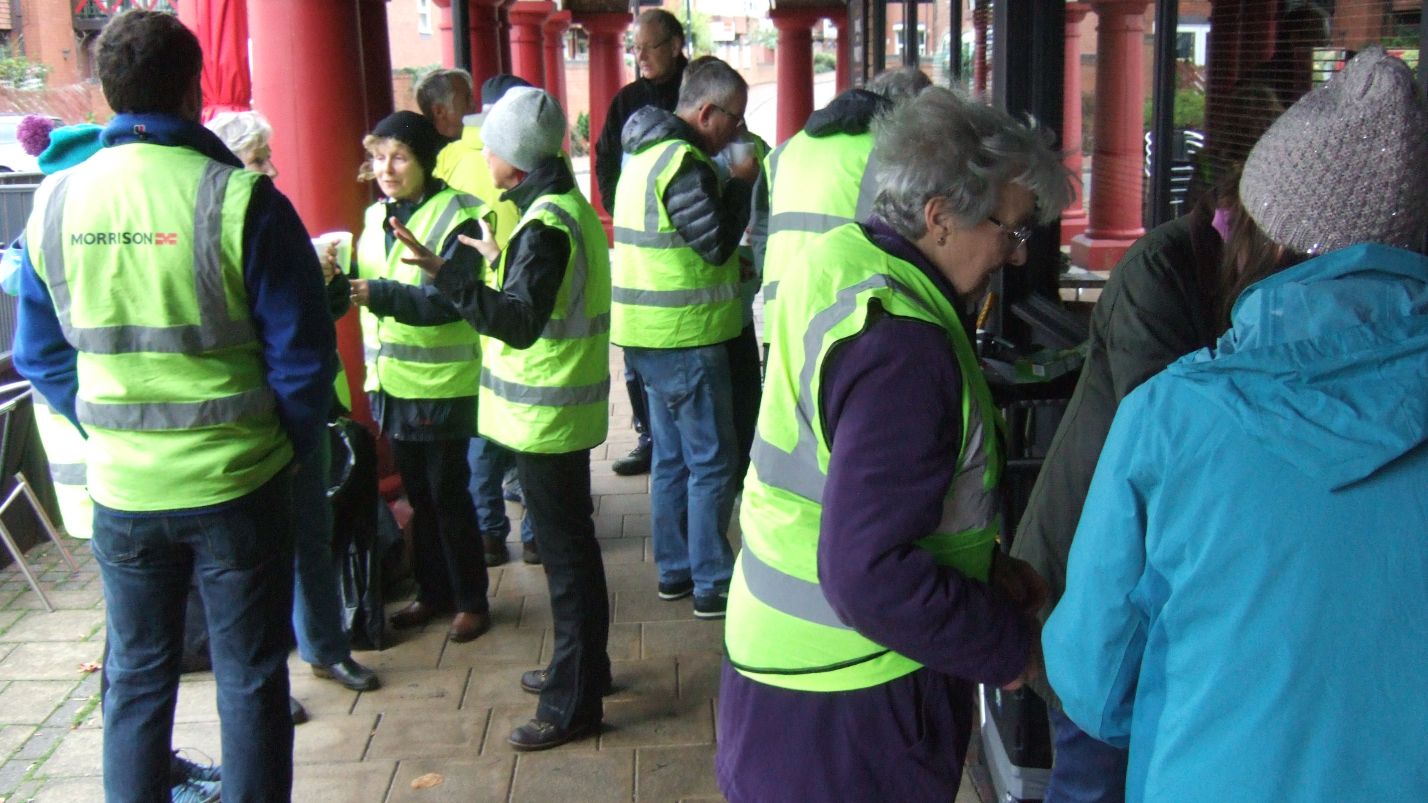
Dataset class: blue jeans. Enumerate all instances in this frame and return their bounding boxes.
[93,472,295,803]
[292,430,351,665]
[468,435,534,544]
[1045,705,1128,803]
[625,345,737,597]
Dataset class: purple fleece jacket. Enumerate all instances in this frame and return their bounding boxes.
[716,219,1031,802]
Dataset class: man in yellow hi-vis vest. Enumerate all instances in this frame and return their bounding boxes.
[14,11,336,801]
[611,57,757,619]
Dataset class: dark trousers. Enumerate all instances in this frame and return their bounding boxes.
[393,438,489,614]
[623,352,652,450]
[1045,706,1129,803]
[724,324,762,483]
[93,472,295,803]
[516,448,611,728]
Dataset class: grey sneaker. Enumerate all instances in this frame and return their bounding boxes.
[171,777,221,803]
[170,750,220,783]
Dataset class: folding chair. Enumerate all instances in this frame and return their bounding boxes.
[0,380,80,612]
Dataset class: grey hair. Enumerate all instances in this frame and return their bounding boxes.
[676,56,747,115]
[205,110,272,159]
[415,68,473,119]
[866,66,931,104]
[871,86,1073,240]
[637,8,684,46]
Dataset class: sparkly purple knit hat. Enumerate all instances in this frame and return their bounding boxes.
[1239,46,1428,255]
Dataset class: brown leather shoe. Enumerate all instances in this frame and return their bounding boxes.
[389,600,447,630]
[448,611,491,643]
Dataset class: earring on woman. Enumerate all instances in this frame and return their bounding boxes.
[937,231,947,246]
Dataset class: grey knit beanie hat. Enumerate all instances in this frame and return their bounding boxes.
[1239,46,1428,255]
[483,87,566,173]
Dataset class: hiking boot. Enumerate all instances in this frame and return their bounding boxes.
[611,443,652,476]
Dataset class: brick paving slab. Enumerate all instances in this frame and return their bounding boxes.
[597,493,649,516]
[0,682,75,726]
[29,726,101,778]
[675,654,724,702]
[0,610,102,643]
[293,713,380,765]
[351,669,470,714]
[636,744,722,802]
[613,590,698,624]
[642,619,725,659]
[438,625,544,670]
[365,711,491,761]
[0,610,24,636]
[456,661,543,708]
[172,679,220,724]
[13,726,66,761]
[30,774,105,801]
[510,748,635,803]
[386,756,514,802]
[599,699,715,750]
[0,725,35,761]
[0,759,32,798]
[292,760,397,803]
[349,628,449,673]
[0,642,101,682]
[479,703,601,757]
[289,670,363,717]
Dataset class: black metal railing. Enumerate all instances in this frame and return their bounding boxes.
[73,0,178,32]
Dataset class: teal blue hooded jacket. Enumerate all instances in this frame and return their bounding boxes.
[1044,244,1428,802]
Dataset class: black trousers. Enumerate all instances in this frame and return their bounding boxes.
[516,448,610,728]
[725,323,763,483]
[393,438,489,614]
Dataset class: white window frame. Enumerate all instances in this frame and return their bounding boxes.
[417,0,433,37]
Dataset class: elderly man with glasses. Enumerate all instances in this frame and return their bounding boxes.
[593,7,689,479]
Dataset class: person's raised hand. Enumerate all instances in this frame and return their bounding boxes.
[391,216,448,276]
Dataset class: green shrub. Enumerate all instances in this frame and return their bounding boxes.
[572,111,591,157]
[1143,87,1206,130]
[813,52,836,74]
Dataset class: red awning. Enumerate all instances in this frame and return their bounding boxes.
[176,0,252,120]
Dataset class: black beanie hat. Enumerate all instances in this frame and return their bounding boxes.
[480,74,533,110]
[371,110,443,177]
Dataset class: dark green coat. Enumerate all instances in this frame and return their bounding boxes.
[1011,208,1222,706]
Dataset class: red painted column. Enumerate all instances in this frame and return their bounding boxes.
[466,0,505,90]
[499,3,515,73]
[432,0,457,68]
[1060,2,1090,245]
[972,0,991,99]
[828,8,851,94]
[359,0,395,131]
[1071,0,1151,270]
[508,1,553,88]
[543,10,573,151]
[250,0,373,425]
[770,7,821,144]
[543,10,572,110]
[574,11,628,240]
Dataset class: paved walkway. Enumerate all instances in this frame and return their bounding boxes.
[0,346,985,802]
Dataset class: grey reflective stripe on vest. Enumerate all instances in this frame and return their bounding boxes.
[767,211,855,235]
[365,341,481,364]
[612,228,686,249]
[423,193,486,254]
[529,201,607,340]
[640,141,686,235]
[611,284,738,308]
[854,154,880,221]
[937,401,994,533]
[740,546,854,631]
[751,273,937,503]
[766,141,786,192]
[48,462,86,485]
[480,368,610,407]
[763,280,778,302]
[78,386,275,431]
[39,162,256,355]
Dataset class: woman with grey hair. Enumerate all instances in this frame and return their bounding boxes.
[717,86,1070,800]
[205,110,277,178]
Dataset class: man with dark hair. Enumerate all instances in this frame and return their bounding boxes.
[14,10,334,802]
[612,56,756,619]
[593,7,688,477]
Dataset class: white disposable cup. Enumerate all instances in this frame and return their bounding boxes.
[312,231,354,273]
[725,141,754,165]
